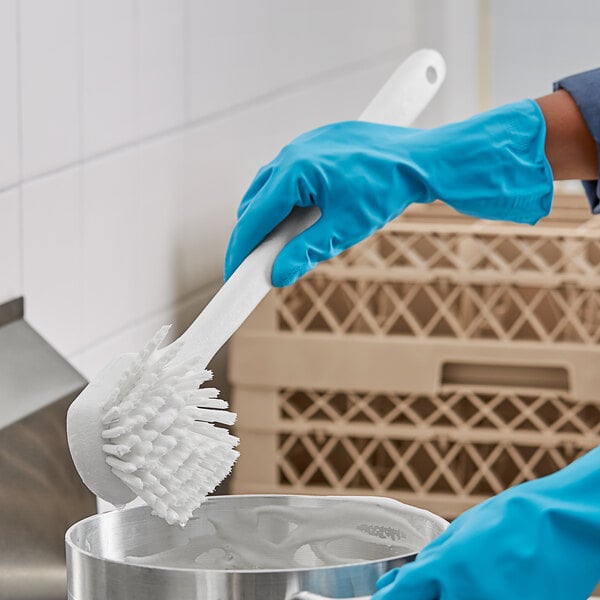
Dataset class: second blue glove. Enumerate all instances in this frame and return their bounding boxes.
[373,446,600,600]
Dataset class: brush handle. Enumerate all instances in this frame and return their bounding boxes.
[171,49,446,367]
[357,48,446,125]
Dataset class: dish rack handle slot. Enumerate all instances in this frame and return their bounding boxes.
[440,361,571,392]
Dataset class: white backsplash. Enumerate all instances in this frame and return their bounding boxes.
[3,0,595,379]
[0,0,417,380]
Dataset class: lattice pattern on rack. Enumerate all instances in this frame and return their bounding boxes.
[276,278,600,343]
[278,433,587,497]
[279,388,600,435]
[276,388,600,501]
[323,225,600,281]
[274,216,600,343]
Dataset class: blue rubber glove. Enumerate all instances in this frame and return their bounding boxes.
[225,99,553,287]
[373,446,600,600]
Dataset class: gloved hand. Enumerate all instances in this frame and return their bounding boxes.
[225,99,553,287]
[373,446,600,600]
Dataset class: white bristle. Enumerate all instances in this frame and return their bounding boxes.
[101,325,239,526]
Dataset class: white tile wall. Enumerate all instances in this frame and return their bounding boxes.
[138,0,185,137]
[20,0,81,178]
[22,169,83,356]
[187,0,415,120]
[0,0,19,190]
[69,280,218,380]
[490,0,600,105]
[139,134,185,314]
[0,189,21,305]
[81,149,141,346]
[82,0,137,156]
[415,0,480,125]
[6,0,420,378]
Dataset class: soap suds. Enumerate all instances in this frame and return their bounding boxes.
[125,501,435,570]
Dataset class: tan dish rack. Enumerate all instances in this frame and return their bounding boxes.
[229,194,600,519]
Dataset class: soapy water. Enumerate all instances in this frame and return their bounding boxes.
[125,502,432,570]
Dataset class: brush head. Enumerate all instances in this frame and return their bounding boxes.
[67,326,239,526]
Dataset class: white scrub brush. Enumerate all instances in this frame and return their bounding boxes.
[66,49,446,526]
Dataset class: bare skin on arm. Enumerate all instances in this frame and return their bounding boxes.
[536,89,598,180]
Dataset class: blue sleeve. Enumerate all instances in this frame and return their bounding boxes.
[554,68,600,214]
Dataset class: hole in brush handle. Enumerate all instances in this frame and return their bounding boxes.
[426,65,438,84]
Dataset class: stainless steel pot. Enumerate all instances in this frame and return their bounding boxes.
[66,494,447,600]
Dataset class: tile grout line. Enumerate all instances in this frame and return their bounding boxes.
[132,0,144,328]
[14,0,24,298]
[182,0,191,125]
[77,0,85,344]
[135,0,150,328]
[0,43,407,196]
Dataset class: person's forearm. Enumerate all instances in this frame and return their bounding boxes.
[536,89,598,180]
